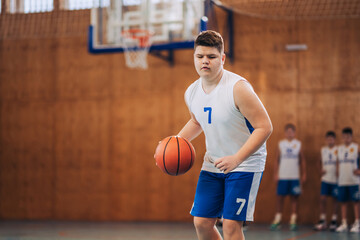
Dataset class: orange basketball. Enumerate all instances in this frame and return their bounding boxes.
[155,136,196,176]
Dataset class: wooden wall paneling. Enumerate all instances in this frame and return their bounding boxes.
[0,39,56,101]
[334,91,360,137]
[0,102,54,219]
[298,19,360,91]
[56,38,111,100]
[298,20,339,91]
[234,16,299,92]
[54,100,110,220]
[332,19,360,90]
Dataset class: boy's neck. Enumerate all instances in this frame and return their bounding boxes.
[202,69,224,89]
[344,142,352,147]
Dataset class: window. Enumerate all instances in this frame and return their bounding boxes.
[65,0,110,10]
[7,0,53,13]
[24,0,53,13]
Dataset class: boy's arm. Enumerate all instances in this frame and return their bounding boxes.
[177,111,203,142]
[319,150,325,176]
[214,81,273,174]
[354,151,360,175]
[274,145,280,182]
[300,146,306,183]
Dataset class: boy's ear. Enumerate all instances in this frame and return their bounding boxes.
[222,53,226,64]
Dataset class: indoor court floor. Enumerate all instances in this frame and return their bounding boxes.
[1,221,360,240]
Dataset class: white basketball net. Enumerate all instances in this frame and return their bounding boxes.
[122,30,152,70]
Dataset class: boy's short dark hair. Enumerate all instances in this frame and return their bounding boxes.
[342,127,353,135]
[325,131,336,138]
[194,30,224,54]
[284,123,296,131]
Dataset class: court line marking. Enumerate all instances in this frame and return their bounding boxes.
[286,231,317,240]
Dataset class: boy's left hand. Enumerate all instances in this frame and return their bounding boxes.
[214,155,242,174]
[301,173,307,183]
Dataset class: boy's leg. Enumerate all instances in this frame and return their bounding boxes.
[276,195,285,214]
[354,202,359,220]
[314,195,327,230]
[350,185,360,233]
[319,195,327,216]
[271,180,287,229]
[194,217,222,240]
[330,184,339,228]
[290,195,298,215]
[289,195,298,230]
[350,202,360,233]
[328,196,339,231]
[222,172,262,238]
[190,171,225,239]
[222,219,244,240]
[289,180,301,230]
[339,204,348,225]
[336,186,349,232]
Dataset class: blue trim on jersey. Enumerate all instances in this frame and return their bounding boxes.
[244,118,254,134]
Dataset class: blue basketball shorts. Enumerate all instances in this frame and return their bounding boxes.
[337,185,360,202]
[190,170,263,222]
[277,180,301,196]
[320,181,338,198]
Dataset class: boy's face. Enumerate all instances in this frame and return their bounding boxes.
[342,133,352,145]
[326,136,336,147]
[194,46,225,80]
[285,128,295,140]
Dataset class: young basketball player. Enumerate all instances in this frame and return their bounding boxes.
[336,127,360,233]
[314,131,338,231]
[176,30,272,240]
[270,124,306,231]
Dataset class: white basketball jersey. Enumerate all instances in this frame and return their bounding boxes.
[321,146,338,184]
[338,143,359,186]
[278,139,301,180]
[185,70,267,173]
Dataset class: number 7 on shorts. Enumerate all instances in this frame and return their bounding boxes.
[236,198,246,215]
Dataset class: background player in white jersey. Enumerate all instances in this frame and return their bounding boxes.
[336,127,360,233]
[176,30,273,240]
[270,124,306,231]
[314,131,338,231]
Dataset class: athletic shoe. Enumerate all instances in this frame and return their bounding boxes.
[350,222,360,233]
[290,223,298,231]
[269,223,281,231]
[336,223,348,232]
[313,220,326,231]
[328,220,337,231]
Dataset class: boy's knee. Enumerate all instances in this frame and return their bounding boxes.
[222,219,243,237]
[193,217,216,232]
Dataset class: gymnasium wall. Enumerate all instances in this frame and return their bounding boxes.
[0,10,359,223]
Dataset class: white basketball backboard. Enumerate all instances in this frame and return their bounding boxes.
[89,0,205,53]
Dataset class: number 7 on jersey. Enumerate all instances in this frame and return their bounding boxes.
[204,107,212,124]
